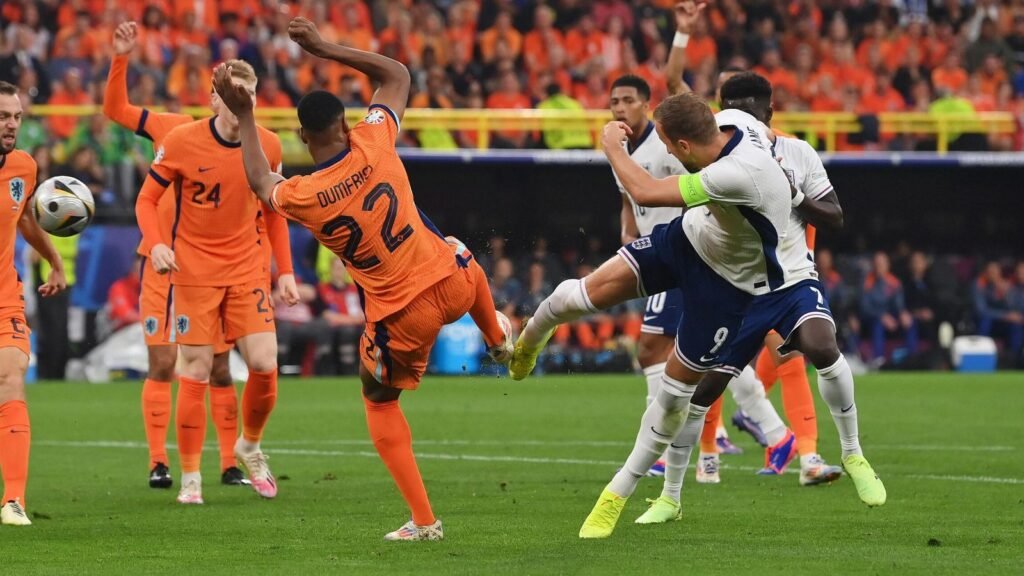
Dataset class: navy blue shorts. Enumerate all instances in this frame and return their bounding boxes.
[641,289,684,336]
[618,218,753,376]
[721,279,836,369]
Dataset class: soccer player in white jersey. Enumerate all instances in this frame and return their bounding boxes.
[609,75,685,477]
[510,92,803,538]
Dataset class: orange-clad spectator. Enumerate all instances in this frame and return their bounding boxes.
[635,43,669,106]
[754,49,798,96]
[818,42,871,92]
[523,6,565,73]
[336,3,376,52]
[923,21,955,69]
[976,54,1008,97]
[564,14,605,67]
[421,12,450,67]
[332,0,373,32]
[788,0,823,30]
[53,11,98,59]
[107,257,142,332]
[177,68,208,106]
[856,20,894,70]
[411,68,455,109]
[817,15,850,68]
[446,2,476,64]
[379,11,424,68]
[137,6,173,67]
[486,71,531,148]
[965,76,997,111]
[170,0,217,31]
[593,0,634,32]
[685,15,718,72]
[598,16,626,72]
[306,2,340,44]
[791,43,819,105]
[257,76,293,108]
[56,0,87,30]
[170,11,209,52]
[49,69,91,139]
[479,10,522,64]
[574,66,610,110]
[888,21,925,70]
[528,44,573,97]
[933,52,969,94]
[810,76,843,112]
[166,44,212,100]
[859,72,906,114]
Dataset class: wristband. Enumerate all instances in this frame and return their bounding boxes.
[792,190,806,207]
[673,32,690,48]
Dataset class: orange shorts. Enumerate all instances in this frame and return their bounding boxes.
[360,265,478,390]
[167,278,275,347]
[140,259,234,354]
[0,307,30,357]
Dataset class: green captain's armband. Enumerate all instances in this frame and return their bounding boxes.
[678,174,710,207]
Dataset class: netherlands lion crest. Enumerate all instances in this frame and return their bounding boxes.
[144,316,159,336]
[9,177,25,204]
[175,314,190,335]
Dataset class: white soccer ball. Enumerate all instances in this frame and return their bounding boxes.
[33,176,95,237]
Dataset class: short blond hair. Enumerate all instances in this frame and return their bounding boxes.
[220,59,257,86]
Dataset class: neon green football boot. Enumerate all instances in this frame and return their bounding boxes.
[842,454,887,507]
[579,487,628,539]
[508,320,554,381]
[634,496,682,524]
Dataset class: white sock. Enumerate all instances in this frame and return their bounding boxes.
[662,403,710,502]
[642,363,666,407]
[237,437,260,454]
[521,279,597,350]
[800,453,821,468]
[816,355,862,458]
[181,471,201,487]
[715,425,728,439]
[608,375,694,498]
[729,365,788,445]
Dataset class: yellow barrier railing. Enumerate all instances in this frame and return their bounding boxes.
[30,106,1018,161]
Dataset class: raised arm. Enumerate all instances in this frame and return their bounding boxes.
[666,2,705,96]
[288,17,411,121]
[602,122,686,207]
[103,22,146,130]
[212,65,285,206]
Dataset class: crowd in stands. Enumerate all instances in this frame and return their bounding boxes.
[3,0,1024,158]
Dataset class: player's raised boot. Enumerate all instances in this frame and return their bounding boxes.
[234,438,277,499]
[695,453,721,484]
[634,496,682,524]
[842,455,887,507]
[487,311,515,365]
[149,462,172,489]
[384,519,444,541]
[176,476,204,505]
[758,430,798,475]
[509,320,554,381]
[1,499,31,526]
[732,410,768,447]
[799,455,844,486]
[221,466,250,486]
[579,487,628,539]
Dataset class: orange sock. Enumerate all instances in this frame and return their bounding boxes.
[141,379,172,467]
[0,400,30,506]
[209,385,239,471]
[700,397,724,453]
[241,370,277,443]
[364,396,434,526]
[176,377,208,474]
[467,261,505,347]
[778,356,818,456]
[756,349,779,393]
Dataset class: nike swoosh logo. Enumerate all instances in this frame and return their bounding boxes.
[643,315,657,322]
[265,318,274,323]
[699,355,717,363]
[182,425,201,429]
[841,404,854,413]
[670,443,689,449]
[649,426,671,439]
[150,412,167,417]
[803,416,815,421]
[198,166,215,172]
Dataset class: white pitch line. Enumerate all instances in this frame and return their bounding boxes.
[34,440,1024,485]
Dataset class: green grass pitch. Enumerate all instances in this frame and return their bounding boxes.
[4,373,1023,575]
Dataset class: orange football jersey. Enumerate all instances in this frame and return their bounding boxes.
[0,150,37,310]
[137,117,282,286]
[271,105,456,322]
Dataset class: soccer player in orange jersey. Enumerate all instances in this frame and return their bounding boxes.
[135,60,294,505]
[106,22,298,490]
[214,18,513,541]
[0,81,68,526]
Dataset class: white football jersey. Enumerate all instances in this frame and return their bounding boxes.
[613,122,686,236]
[680,109,799,295]
[772,135,834,281]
